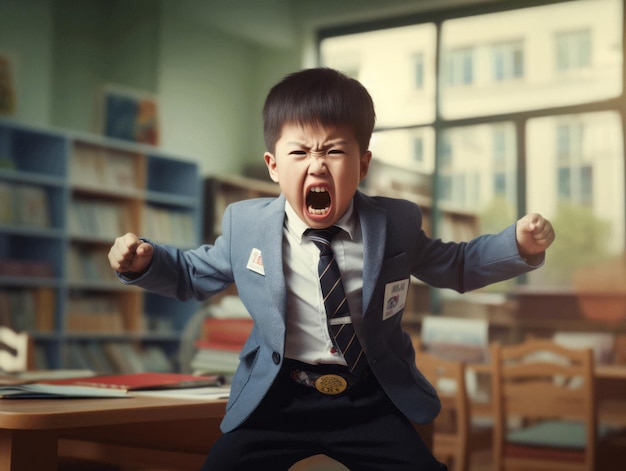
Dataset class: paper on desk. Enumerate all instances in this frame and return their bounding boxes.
[0,383,129,399]
[0,369,95,386]
[133,386,231,400]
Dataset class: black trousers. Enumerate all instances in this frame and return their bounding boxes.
[201,361,447,471]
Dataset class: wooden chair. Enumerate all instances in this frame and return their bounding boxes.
[491,337,622,471]
[419,315,490,407]
[0,325,32,373]
[415,349,491,471]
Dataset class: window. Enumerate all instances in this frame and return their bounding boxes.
[527,112,624,285]
[443,48,474,86]
[414,53,425,89]
[438,123,517,221]
[556,30,592,71]
[320,24,437,127]
[492,41,524,81]
[319,0,624,296]
[413,136,424,164]
[556,122,588,203]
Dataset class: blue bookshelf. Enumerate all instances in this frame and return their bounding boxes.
[0,118,201,373]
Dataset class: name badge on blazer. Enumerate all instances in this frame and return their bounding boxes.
[383,278,409,321]
[246,248,265,275]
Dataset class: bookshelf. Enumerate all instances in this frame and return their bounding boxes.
[203,174,280,243]
[363,159,479,241]
[0,118,202,373]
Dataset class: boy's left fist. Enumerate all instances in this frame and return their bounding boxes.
[516,213,555,260]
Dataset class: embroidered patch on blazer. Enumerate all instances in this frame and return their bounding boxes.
[383,278,409,320]
[246,248,265,275]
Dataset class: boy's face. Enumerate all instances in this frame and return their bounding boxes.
[264,122,371,229]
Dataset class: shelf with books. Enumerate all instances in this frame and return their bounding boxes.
[70,139,143,196]
[0,286,57,333]
[143,204,197,247]
[145,155,201,248]
[67,242,121,288]
[147,155,200,198]
[0,117,202,373]
[203,174,279,243]
[0,233,64,281]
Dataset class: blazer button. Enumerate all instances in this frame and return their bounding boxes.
[272,351,281,365]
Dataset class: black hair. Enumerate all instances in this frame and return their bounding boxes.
[262,67,376,154]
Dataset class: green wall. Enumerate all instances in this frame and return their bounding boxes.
[0,0,485,176]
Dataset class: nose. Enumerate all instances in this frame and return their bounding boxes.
[308,151,328,174]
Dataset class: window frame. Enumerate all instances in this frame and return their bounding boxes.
[317,0,626,313]
[317,0,626,302]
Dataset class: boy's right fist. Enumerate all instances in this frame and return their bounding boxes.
[108,233,154,275]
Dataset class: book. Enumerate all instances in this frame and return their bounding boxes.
[0,181,12,223]
[16,184,49,228]
[201,317,254,346]
[44,372,225,392]
[191,343,241,376]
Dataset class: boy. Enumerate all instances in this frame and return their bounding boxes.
[108,68,555,470]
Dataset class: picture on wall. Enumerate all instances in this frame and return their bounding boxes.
[101,85,159,146]
[0,54,17,116]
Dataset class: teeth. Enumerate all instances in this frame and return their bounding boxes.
[308,205,330,215]
[311,187,327,193]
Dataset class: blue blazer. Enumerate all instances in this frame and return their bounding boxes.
[128,190,537,432]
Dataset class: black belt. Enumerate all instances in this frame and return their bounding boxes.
[285,359,369,395]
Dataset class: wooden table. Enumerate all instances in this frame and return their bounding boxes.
[0,395,227,471]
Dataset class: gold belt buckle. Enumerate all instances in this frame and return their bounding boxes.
[314,374,348,395]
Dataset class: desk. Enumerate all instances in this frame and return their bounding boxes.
[0,395,227,471]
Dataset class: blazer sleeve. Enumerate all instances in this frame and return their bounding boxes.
[117,207,237,301]
[410,214,542,292]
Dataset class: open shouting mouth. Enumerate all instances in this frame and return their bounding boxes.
[307,186,331,216]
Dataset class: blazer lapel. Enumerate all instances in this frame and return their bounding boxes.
[354,191,387,314]
[255,194,288,321]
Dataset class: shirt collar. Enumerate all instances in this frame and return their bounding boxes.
[284,199,356,242]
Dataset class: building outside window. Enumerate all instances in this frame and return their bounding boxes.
[492,40,524,81]
[556,30,592,71]
[319,0,624,302]
[444,47,475,86]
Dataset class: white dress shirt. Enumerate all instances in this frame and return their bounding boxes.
[282,200,364,365]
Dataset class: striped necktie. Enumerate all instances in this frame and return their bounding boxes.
[305,226,365,373]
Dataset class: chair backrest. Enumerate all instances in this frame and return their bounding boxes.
[415,349,471,471]
[0,326,31,373]
[491,338,596,471]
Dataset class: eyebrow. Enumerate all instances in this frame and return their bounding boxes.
[286,140,348,147]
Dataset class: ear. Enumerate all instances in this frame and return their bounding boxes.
[359,150,372,182]
[264,152,279,183]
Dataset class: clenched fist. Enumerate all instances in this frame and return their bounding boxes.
[515,213,555,262]
[108,233,154,275]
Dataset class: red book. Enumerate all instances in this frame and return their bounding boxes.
[202,318,253,346]
[43,372,225,392]
[194,340,244,352]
